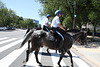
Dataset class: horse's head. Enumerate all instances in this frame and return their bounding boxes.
[78,31,87,45]
[69,29,87,46]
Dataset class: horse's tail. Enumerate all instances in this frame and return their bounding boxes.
[20,30,34,48]
[24,28,31,36]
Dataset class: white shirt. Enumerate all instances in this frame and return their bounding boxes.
[43,18,49,26]
[51,16,60,28]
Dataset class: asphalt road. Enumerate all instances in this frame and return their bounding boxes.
[0,29,90,67]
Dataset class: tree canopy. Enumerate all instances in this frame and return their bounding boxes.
[37,0,100,31]
[0,1,37,29]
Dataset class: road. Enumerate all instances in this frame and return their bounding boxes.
[0,29,90,67]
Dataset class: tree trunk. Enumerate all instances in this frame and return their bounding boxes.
[94,26,96,36]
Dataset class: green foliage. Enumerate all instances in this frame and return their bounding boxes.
[37,0,100,31]
[87,0,100,34]
[25,19,37,28]
[62,16,72,29]
[88,11,97,22]
[0,1,18,27]
[0,1,37,29]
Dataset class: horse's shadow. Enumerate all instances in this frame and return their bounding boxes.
[23,65,53,67]
[38,52,69,58]
[23,52,79,67]
[24,65,69,67]
[38,52,79,58]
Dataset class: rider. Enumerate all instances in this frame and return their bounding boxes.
[43,14,51,32]
[51,10,66,53]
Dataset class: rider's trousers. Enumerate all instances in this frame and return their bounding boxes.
[51,27,64,49]
[43,25,50,32]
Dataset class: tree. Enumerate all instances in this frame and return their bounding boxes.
[0,1,18,27]
[16,16,24,28]
[0,1,7,26]
[88,0,100,35]
[62,16,72,29]
[0,8,8,26]
[19,19,37,29]
[37,0,94,29]
[25,19,37,28]
[7,9,18,27]
[0,1,37,29]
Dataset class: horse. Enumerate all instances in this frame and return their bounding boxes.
[66,29,87,45]
[20,29,87,67]
[46,29,87,53]
[26,29,87,45]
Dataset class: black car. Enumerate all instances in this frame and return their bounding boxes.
[7,26,16,30]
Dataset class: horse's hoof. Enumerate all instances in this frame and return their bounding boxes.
[38,62,42,66]
[47,51,50,54]
[58,64,61,67]
[58,63,61,67]
[71,65,74,67]
[23,60,26,63]
[23,65,26,67]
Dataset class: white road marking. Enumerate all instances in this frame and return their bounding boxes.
[0,37,9,40]
[50,50,66,67]
[0,43,28,67]
[0,39,23,53]
[25,48,42,67]
[0,38,90,67]
[0,38,17,45]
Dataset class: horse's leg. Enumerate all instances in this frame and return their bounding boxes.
[47,48,50,53]
[56,50,57,53]
[67,50,73,67]
[26,40,31,62]
[34,48,42,66]
[58,53,65,67]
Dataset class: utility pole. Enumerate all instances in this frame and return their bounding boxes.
[73,1,76,29]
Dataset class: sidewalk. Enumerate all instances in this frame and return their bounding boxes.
[72,44,100,67]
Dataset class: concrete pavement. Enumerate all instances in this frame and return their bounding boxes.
[72,42,100,67]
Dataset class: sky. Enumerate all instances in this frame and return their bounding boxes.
[1,0,46,25]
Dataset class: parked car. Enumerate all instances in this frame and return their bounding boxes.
[7,26,16,30]
[0,27,7,30]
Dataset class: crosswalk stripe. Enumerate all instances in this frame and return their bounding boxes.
[25,48,42,67]
[0,37,9,40]
[0,39,23,53]
[71,51,90,67]
[0,36,91,67]
[0,38,17,45]
[0,43,28,67]
[50,50,66,67]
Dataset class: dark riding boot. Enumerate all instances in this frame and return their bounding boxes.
[58,40,66,53]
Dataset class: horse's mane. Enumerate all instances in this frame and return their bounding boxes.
[66,29,80,33]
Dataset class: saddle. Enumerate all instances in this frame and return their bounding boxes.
[43,27,65,45]
[49,29,62,45]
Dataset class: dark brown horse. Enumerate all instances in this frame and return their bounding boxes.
[47,29,87,53]
[67,29,87,45]
[20,29,87,67]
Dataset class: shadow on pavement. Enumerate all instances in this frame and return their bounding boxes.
[23,65,69,67]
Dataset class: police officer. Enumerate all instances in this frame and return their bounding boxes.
[51,10,65,53]
[43,14,51,32]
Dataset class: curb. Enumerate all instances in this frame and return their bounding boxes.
[72,45,100,67]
